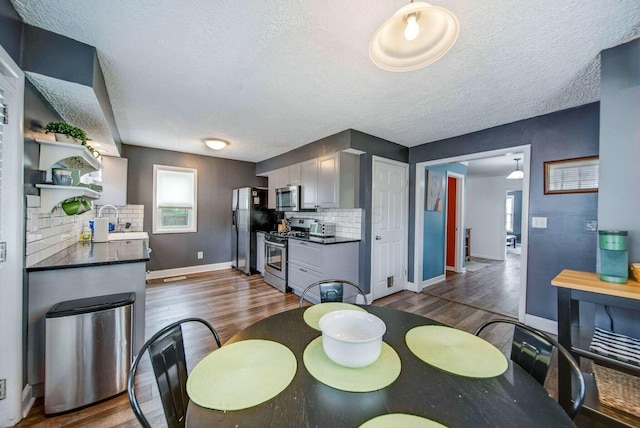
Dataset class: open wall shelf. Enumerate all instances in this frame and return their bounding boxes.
[35,139,103,211]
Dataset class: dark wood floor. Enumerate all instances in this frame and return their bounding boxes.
[18,265,585,428]
[425,251,521,317]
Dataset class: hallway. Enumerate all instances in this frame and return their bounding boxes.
[423,250,521,317]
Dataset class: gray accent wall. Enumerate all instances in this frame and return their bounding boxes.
[409,104,600,321]
[124,144,268,271]
[0,0,21,63]
[599,38,640,263]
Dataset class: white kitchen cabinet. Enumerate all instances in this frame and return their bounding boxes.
[256,232,265,276]
[287,239,359,302]
[266,164,301,209]
[301,152,359,209]
[97,156,128,206]
[300,158,319,209]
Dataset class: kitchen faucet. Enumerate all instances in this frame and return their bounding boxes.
[98,204,120,230]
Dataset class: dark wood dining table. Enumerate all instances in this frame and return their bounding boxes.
[186,306,574,427]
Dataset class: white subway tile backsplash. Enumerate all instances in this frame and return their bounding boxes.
[284,209,362,240]
[25,203,145,267]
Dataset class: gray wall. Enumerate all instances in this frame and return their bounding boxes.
[124,144,268,271]
[592,38,640,337]
[599,38,640,263]
[409,104,600,321]
[0,0,21,64]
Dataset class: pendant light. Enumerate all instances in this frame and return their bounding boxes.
[506,159,524,180]
[369,1,459,72]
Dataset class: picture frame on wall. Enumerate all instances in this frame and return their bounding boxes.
[426,170,444,211]
[544,156,599,195]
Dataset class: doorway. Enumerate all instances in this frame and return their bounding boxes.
[371,156,408,300]
[0,44,26,425]
[445,173,464,273]
[414,146,530,321]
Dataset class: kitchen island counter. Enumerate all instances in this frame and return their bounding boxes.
[26,239,150,272]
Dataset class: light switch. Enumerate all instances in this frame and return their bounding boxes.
[532,217,547,228]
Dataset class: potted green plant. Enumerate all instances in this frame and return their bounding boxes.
[44,121,90,145]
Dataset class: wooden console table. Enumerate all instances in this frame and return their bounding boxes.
[551,270,640,427]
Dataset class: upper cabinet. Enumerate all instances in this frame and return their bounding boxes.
[266,151,359,210]
[35,139,103,211]
[267,163,301,209]
[96,156,128,206]
[302,152,359,210]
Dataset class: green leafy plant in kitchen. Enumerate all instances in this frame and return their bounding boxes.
[44,121,90,145]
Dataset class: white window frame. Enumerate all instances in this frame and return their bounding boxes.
[505,194,515,233]
[152,164,197,234]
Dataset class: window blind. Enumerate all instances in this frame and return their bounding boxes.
[156,168,195,208]
[547,158,599,192]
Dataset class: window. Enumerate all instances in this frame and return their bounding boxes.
[544,156,599,194]
[505,195,514,233]
[153,165,197,233]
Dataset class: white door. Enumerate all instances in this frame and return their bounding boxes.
[0,45,25,426]
[371,157,408,300]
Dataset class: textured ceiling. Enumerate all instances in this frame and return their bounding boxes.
[10,0,640,162]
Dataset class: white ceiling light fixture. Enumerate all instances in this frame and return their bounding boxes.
[203,138,229,150]
[369,1,459,72]
[506,158,524,180]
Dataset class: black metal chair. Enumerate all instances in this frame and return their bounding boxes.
[475,319,585,419]
[299,279,368,308]
[127,318,221,428]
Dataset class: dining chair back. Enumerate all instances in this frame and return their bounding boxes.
[299,279,367,307]
[127,318,221,428]
[474,319,585,419]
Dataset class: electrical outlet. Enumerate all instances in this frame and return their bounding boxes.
[0,378,6,400]
[197,251,203,259]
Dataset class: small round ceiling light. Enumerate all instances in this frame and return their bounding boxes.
[369,1,459,72]
[203,138,229,150]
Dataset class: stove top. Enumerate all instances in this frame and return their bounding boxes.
[266,231,309,239]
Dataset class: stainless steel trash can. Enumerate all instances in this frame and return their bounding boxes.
[45,292,135,414]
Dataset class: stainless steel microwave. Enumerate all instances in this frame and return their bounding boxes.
[275,185,300,211]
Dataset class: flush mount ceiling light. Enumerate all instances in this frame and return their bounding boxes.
[203,138,229,150]
[507,158,524,180]
[369,1,459,72]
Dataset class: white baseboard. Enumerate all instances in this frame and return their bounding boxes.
[22,384,35,419]
[523,313,558,335]
[406,280,419,292]
[411,274,446,292]
[146,262,232,280]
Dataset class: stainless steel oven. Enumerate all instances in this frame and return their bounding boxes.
[264,235,289,293]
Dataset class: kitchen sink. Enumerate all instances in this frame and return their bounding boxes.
[108,232,149,241]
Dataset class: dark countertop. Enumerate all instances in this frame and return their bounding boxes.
[288,235,360,245]
[27,240,150,272]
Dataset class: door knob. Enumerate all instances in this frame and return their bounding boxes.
[375,235,382,240]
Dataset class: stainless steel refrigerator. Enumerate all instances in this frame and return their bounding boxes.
[231,187,273,275]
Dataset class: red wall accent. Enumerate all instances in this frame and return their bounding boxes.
[446,176,457,267]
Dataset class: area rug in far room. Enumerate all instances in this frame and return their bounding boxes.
[464,261,491,272]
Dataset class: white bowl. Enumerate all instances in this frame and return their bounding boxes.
[318,310,386,368]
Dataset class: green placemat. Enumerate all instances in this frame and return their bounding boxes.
[303,336,401,392]
[303,303,367,330]
[405,325,508,378]
[186,339,297,411]
[360,413,448,428]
